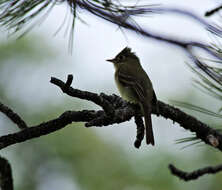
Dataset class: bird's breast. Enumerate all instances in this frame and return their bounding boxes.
[114,71,139,104]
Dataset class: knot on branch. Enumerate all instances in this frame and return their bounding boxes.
[207,134,219,147]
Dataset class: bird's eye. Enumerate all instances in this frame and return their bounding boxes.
[118,55,125,61]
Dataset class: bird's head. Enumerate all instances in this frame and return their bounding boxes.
[106,47,139,69]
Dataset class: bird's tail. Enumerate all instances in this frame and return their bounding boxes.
[141,103,155,146]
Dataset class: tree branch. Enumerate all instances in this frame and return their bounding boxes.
[205,5,222,16]
[51,75,115,116]
[0,156,13,190]
[0,102,27,130]
[0,75,221,151]
[74,1,222,86]
[169,163,222,181]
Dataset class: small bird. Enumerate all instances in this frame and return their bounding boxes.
[107,47,158,146]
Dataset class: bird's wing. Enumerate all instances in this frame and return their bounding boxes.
[118,69,146,102]
[118,69,155,145]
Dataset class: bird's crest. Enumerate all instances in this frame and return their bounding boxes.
[118,47,137,59]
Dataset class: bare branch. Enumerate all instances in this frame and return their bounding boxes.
[169,163,222,181]
[0,110,100,150]
[51,76,115,117]
[0,76,221,151]
[0,102,27,130]
[0,156,13,190]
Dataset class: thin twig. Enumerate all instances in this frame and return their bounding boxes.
[205,5,222,17]
[169,163,222,181]
[0,102,27,130]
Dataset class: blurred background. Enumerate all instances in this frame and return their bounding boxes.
[1,0,222,189]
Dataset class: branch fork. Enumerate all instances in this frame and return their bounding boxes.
[0,75,221,183]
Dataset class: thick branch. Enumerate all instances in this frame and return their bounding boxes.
[169,163,222,181]
[0,107,136,150]
[0,76,221,151]
[52,76,222,150]
[0,156,13,190]
[0,110,102,150]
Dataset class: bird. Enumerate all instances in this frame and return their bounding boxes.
[106,47,158,146]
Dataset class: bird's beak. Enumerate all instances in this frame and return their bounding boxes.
[106,58,115,63]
